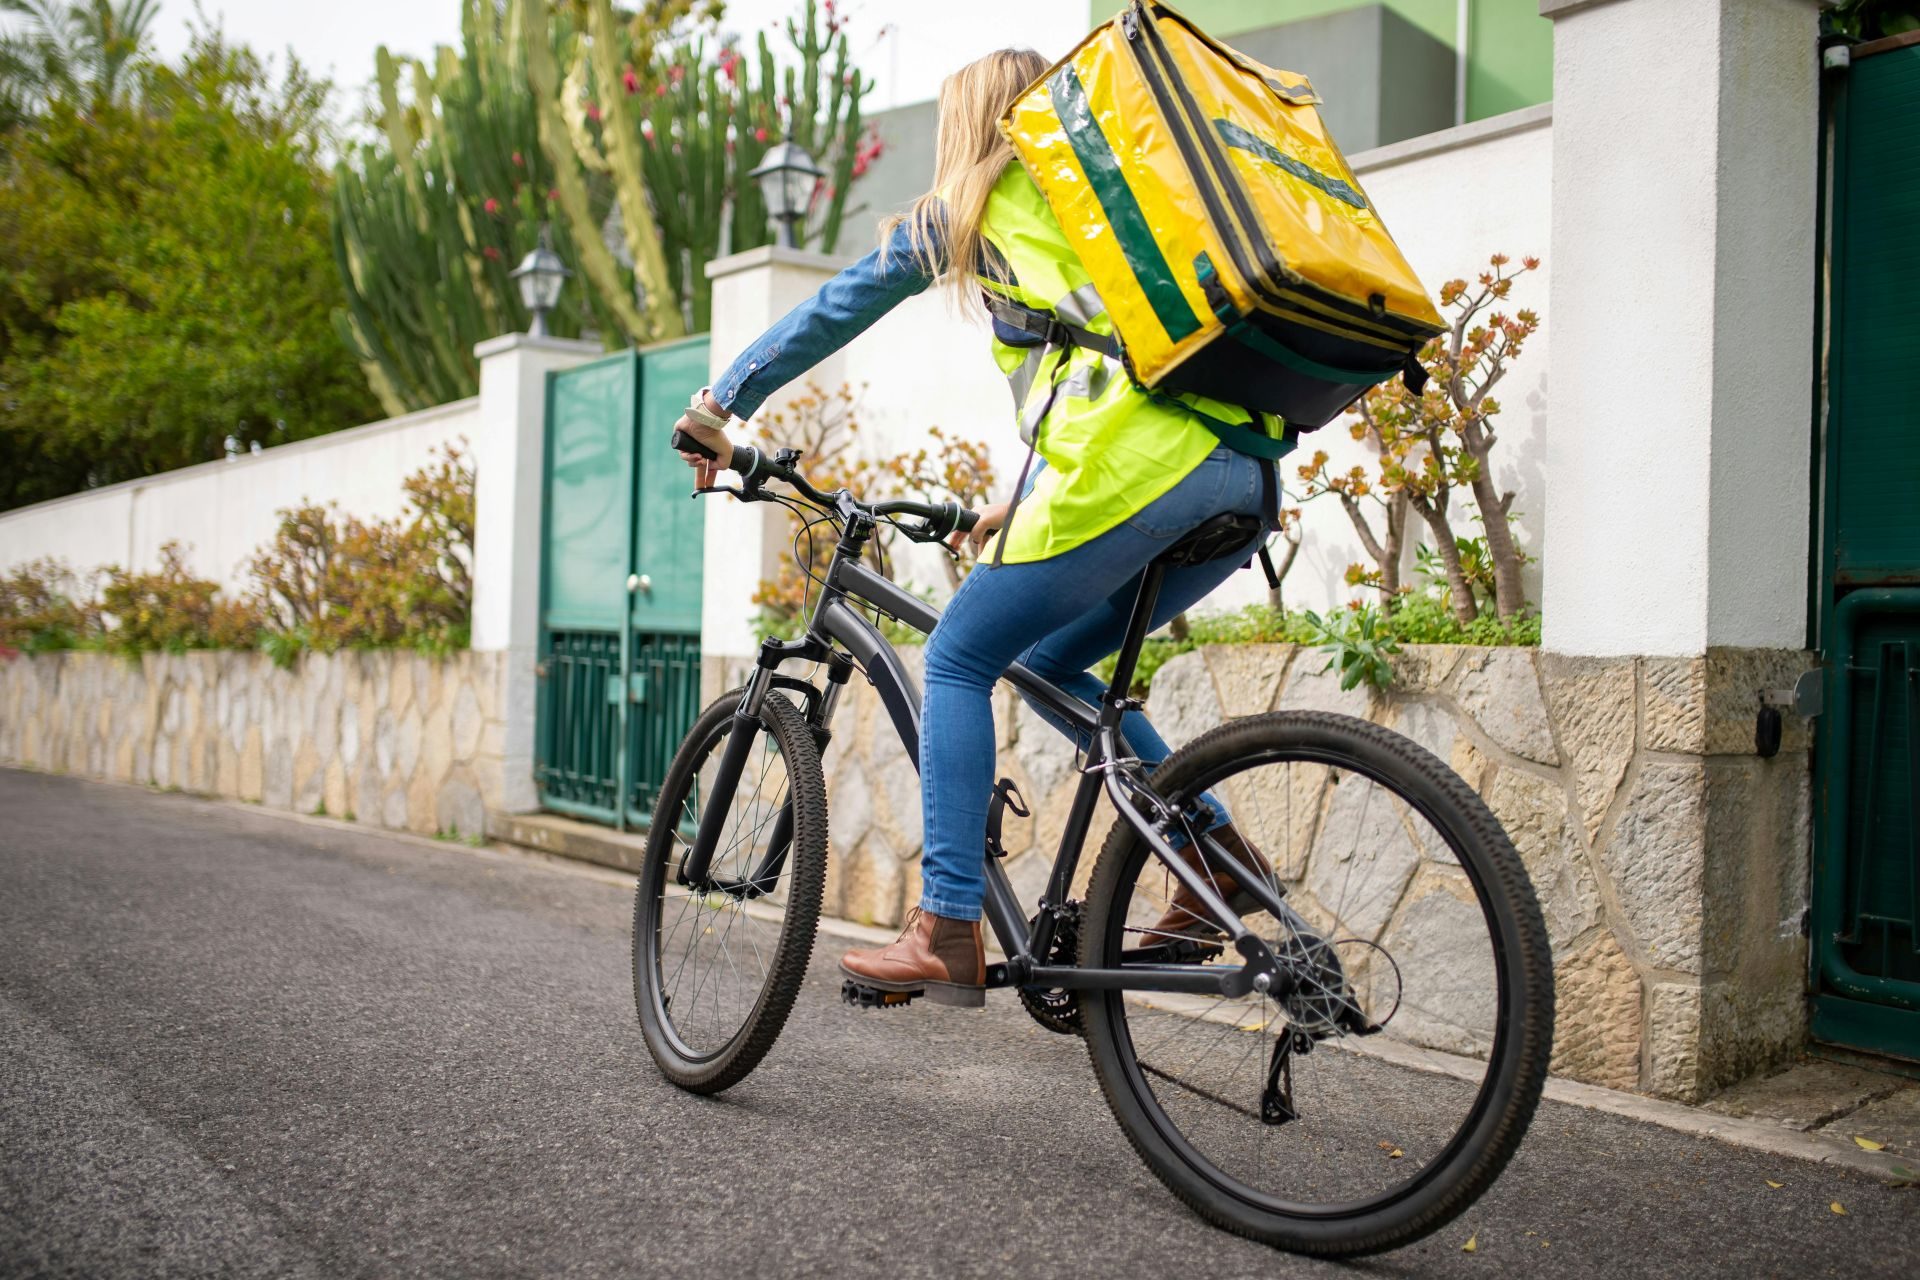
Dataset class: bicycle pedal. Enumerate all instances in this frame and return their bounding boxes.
[841,980,920,1009]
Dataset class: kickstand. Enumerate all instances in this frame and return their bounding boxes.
[1261,1029,1306,1126]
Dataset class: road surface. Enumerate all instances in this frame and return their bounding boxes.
[2,768,1914,1278]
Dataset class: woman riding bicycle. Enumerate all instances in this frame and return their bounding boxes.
[673,48,1290,1006]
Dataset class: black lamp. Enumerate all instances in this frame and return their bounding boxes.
[748,141,825,248]
[510,224,571,336]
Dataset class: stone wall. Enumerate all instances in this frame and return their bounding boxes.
[814,643,1817,1102]
[0,650,508,838]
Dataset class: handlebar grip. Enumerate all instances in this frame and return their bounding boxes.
[670,427,719,462]
[954,506,980,535]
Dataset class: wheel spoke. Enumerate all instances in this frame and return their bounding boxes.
[1085,716,1552,1247]
[634,691,826,1091]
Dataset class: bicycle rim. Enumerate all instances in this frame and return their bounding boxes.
[1082,713,1552,1252]
[635,691,825,1080]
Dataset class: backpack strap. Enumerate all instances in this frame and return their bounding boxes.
[981,291,1121,359]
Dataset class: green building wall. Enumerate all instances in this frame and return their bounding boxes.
[1089,0,1552,124]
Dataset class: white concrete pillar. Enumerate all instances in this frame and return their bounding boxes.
[1538,0,1822,656]
[699,246,853,680]
[469,332,602,811]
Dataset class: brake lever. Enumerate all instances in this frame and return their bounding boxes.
[691,483,746,500]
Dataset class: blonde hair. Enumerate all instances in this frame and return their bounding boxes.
[881,48,1049,304]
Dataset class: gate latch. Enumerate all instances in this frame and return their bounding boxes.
[606,673,649,705]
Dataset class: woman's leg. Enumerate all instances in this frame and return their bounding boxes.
[1014,545,1261,829]
[915,448,1263,920]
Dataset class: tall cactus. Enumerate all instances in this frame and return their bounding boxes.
[331,0,875,411]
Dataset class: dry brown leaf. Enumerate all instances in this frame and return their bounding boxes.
[1378,1141,1396,1151]
[1830,1202,1848,1217]
[1462,1234,1477,1253]
[1853,1136,1885,1151]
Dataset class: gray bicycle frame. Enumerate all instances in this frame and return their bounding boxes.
[714,521,1288,1000]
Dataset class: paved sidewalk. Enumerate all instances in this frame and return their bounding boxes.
[2,769,1916,1278]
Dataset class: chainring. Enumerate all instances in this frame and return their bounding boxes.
[1017,905,1084,1036]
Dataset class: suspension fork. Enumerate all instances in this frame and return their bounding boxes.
[680,642,853,895]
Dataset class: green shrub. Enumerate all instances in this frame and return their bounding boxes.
[1301,604,1400,691]
[99,543,262,655]
[0,444,474,661]
[0,558,98,653]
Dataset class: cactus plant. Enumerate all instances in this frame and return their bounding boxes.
[332,0,876,413]
[552,0,874,332]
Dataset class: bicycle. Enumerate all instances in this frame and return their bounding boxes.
[633,436,1555,1257]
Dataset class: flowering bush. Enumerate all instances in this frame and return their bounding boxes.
[750,384,996,640]
[0,560,97,654]
[1299,252,1541,623]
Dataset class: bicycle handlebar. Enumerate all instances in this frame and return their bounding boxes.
[671,428,979,543]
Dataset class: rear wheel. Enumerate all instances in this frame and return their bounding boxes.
[632,688,827,1093]
[1080,711,1554,1256]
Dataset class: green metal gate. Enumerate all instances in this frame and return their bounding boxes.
[1811,35,1920,1061]
[535,338,708,828]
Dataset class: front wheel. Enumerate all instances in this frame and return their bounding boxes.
[1080,712,1554,1257]
[632,688,828,1094]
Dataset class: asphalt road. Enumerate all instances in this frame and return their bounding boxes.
[2,767,1915,1279]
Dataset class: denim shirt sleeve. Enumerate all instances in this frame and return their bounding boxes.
[713,218,941,420]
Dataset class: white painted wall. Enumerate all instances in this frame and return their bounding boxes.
[1539,0,1819,656]
[0,398,481,593]
[707,107,1555,627]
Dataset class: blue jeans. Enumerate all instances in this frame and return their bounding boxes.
[917,448,1269,920]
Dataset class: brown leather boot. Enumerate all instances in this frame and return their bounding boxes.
[1147,824,1277,940]
[839,907,986,1007]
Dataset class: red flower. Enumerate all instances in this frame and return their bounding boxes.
[586,101,602,122]
[641,120,654,141]
[669,63,685,84]
[655,83,667,97]
[753,126,768,143]
[623,65,640,95]
[547,188,560,201]
[483,197,502,215]
[852,157,868,178]
[511,150,523,167]
[719,48,740,84]
[482,246,503,261]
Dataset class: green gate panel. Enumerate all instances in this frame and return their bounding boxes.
[535,339,709,830]
[1815,591,1920,1008]
[630,336,709,636]
[1827,46,1920,589]
[1813,44,1920,1060]
[544,353,638,629]
[536,630,624,819]
[626,632,705,819]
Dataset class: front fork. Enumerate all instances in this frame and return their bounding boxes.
[677,638,852,895]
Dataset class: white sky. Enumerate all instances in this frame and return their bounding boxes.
[143,1,1091,114]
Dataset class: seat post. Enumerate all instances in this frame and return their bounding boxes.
[1103,561,1169,715]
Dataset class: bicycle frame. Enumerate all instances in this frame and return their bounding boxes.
[681,503,1289,1003]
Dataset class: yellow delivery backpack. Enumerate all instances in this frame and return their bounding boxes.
[996,0,1445,431]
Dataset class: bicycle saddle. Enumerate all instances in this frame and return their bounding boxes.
[1153,512,1267,567]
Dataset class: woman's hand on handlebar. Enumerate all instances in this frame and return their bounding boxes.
[950,500,1008,556]
[673,388,733,487]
